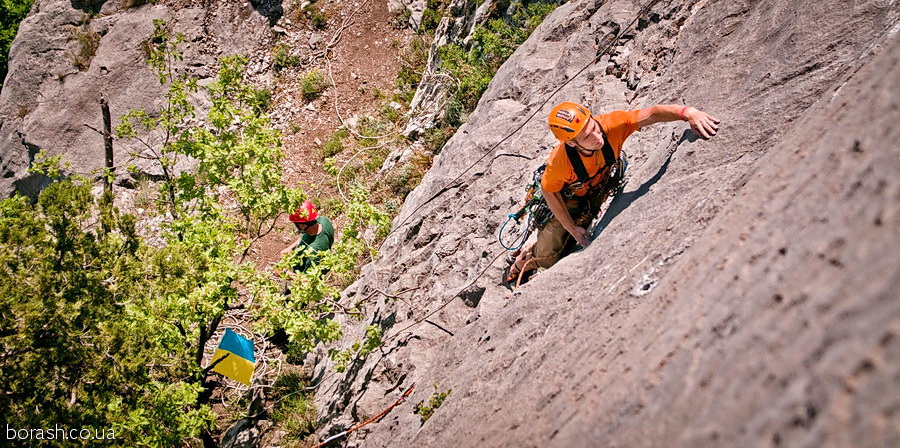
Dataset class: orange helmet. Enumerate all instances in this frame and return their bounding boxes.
[548,102,591,142]
[289,200,319,223]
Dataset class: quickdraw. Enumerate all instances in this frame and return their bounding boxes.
[498,164,551,251]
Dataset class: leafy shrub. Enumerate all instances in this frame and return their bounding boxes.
[421,125,454,154]
[0,172,217,445]
[323,156,338,176]
[385,157,426,199]
[320,196,345,215]
[383,198,401,216]
[357,115,393,148]
[414,385,452,424]
[378,101,403,125]
[363,144,390,173]
[437,2,557,113]
[337,162,363,185]
[328,325,382,372]
[247,86,273,113]
[442,96,465,127]
[305,4,328,30]
[419,0,447,33]
[321,128,349,158]
[273,43,300,71]
[270,372,317,442]
[300,69,328,102]
[395,36,429,94]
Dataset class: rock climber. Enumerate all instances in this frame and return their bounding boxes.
[280,200,334,273]
[505,101,719,285]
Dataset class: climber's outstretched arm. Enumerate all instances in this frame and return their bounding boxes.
[636,105,720,139]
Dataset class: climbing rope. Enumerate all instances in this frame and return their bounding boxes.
[497,161,551,252]
[515,254,557,289]
[311,384,416,448]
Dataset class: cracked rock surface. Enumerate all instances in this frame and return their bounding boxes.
[2,0,897,446]
[310,0,899,446]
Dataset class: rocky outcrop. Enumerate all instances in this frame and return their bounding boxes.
[383,0,497,173]
[401,0,493,138]
[387,0,426,30]
[311,0,899,446]
[0,0,278,198]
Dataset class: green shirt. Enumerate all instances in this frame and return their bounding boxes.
[293,216,334,272]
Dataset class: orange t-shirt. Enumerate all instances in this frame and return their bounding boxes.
[541,110,640,196]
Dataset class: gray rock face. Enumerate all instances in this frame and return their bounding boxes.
[0,0,276,198]
[311,0,900,446]
[387,0,426,30]
[220,385,269,448]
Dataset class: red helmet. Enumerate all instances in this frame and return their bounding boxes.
[548,102,591,142]
[289,200,318,223]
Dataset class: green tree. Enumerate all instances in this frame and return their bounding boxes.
[0,0,34,90]
[0,175,215,445]
[1,20,391,446]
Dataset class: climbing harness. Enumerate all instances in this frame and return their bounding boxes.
[562,122,617,196]
[498,144,627,251]
[499,150,629,289]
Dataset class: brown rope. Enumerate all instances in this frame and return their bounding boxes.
[311,384,416,448]
[515,255,556,288]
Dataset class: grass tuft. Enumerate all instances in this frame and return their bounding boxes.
[69,24,100,71]
[300,69,328,102]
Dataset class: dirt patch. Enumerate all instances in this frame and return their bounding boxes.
[248,0,416,269]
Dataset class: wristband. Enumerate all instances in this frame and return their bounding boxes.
[679,106,690,120]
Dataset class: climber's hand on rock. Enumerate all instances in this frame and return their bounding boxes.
[685,108,720,139]
[570,226,591,248]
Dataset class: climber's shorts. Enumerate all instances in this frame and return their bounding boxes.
[531,191,608,269]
